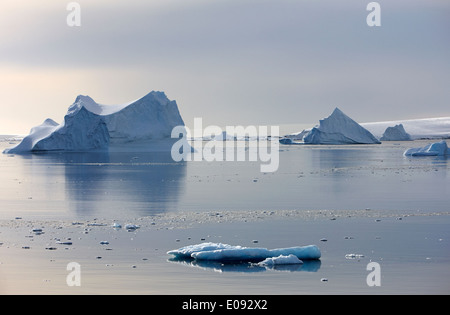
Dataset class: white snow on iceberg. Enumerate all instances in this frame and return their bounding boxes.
[404,140,448,157]
[32,107,110,152]
[303,108,381,145]
[380,124,412,141]
[4,91,185,153]
[257,254,303,266]
[167,242,321,262]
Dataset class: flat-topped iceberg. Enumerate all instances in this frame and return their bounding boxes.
[167,242,321,262]
[4,91,185,153]
[404,141,448,157]
[303,108,381,145]
[380,124,412,141]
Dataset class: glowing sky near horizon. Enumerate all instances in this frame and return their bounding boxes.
[0,0,449,134]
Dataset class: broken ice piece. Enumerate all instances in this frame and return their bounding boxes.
[345,253,365,259]
[56,241,73,245]
[125,224,140,231]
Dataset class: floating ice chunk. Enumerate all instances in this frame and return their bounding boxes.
[257,254,303,266]
[167,242,238,259]
[112,222,122,229]
[56,241,73,245]
[404,141,448,157]
[345,253,364,259]
[100,241,110,245]
[125,224,140,231]
[167,242,321,262]
[87,223,107,227]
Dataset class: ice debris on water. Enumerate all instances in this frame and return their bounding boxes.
[345,254,364,259]
[125,224,140,231]
[112,222,122,229]
[56,241,73,245]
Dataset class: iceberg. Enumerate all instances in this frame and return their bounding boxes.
[404,140,448,157]
[167,242,321,262]
[3,118,60,153]
[3,91,185,153]
[32,107,110,152]
[380,124,412,141]
[303,108,381,145]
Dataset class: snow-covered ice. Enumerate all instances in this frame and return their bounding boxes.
[257,254,303,266]
[404,140,448,157]
[380,124,412,141]
[3,91,185,153]
[303,108,381,145]
[167,242,321,262]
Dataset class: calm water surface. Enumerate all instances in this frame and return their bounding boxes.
[0,139,449,220]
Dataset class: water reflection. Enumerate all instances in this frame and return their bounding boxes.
[21,151,187,218]
[168,257,321,273]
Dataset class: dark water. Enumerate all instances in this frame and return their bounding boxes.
[0,140,449,220]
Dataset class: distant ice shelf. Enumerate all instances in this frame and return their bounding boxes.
[362,117,450,140]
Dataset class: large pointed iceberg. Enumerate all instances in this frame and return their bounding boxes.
[4,91,185,153]
[303,108,381,145]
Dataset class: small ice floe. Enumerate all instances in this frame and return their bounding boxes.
[320,278,328,282]
[125,224,140,232]
[345,254,365,259]
[112,222,122,229]
[167,242,321,262]
[100,241,110,245]
[87,223,107,227]
[31,228,44,235]
[56,241,73,245]
[257,254,303,266]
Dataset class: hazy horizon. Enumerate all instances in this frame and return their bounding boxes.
[1,0,449,135]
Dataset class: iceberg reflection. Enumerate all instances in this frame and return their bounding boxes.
[168,257,321,273]
[16,150,186,218]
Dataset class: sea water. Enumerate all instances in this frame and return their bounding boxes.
[0,138,449,220]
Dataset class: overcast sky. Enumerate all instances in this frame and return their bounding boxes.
[1,0,449,134]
